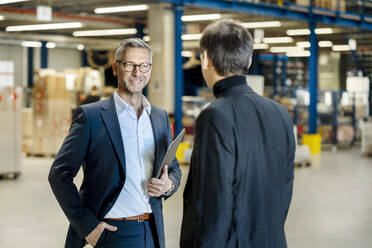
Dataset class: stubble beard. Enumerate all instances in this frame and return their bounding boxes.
[121,77,148,95]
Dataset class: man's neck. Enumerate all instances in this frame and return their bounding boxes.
[117,89,143,117]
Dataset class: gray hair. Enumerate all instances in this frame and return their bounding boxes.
[115,38,152,62]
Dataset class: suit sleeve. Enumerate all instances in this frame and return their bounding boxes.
[163,110,182,199]
[48,107,99,239]
[191,108,236,248]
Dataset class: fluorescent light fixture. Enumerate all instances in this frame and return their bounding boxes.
[318,41,333,47]
[77,44,85,50]
[0,0,30,4]
[270,46,304,53]
[286,51,311,57]
[324,91,332,106]
[0,15,4,21]
[21,41,42,48]
[73,28,137,37]
[287,29,310,36]
[181,14,221,22]
[263,37,293,44]
[253,43,268,50]
[332,45,350,51]
[95,4,148,14]
[46,42,56,48]
[287,28,333,36]
[241,21,281,29]
[296,41,311,48]
[181,33,202,41]
[6,22,83,32]
[348,39,357,51]
[182,51,193,57]
[143,35,151,42]
[315,28,333,34]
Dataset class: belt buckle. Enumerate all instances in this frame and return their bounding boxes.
[137,215,144,222]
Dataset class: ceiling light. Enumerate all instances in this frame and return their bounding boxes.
[241,21,281,29]
[94,4,148,14]
[143,36,151,42]
[46,42,56,49]
[270,46,304,53]
[0,0,30,4]
[287,29,310,36]
[315,28,333,34]
[287,28,333,36]
[181,14,221,22]
[286,51,311,57]
[73,28,137,37]
[296,41,311,48]
[21,41,42,48]
[253,43,268,50]
[77,44,85,50]
[181,34,202,41]
[348,39,357,51]
[318,41,333,47]
[182,51,193,57]
[332,45,350,51]
[6,22,83,32]
[263,37,293,44]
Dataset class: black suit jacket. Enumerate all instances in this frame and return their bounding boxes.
[49,96,181,248]
[180,76,295,248]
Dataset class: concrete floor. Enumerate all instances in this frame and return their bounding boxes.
[0,148,371,248]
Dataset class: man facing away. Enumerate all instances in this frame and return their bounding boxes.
[180,19,295,248]
[49,38,181,248]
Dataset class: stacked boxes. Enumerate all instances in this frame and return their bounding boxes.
[29,72,72,155]
[296,0,345,11]
[361,121,372,156]
[0,87,22,176]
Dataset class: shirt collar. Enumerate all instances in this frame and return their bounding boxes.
[114,90,151,115]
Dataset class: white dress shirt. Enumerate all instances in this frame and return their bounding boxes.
[105,91,155,218]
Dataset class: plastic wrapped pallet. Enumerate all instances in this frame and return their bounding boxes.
[0,87,22,177]
[361,121,372,156]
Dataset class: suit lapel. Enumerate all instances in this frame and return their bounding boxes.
[100,96,126,174]
[149,106,163,178]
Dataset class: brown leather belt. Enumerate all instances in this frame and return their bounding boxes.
[104,213,151,222]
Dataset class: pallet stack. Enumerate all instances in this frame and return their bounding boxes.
[27,71,72,156]
[0,87,22,178]
[361,121,372,157]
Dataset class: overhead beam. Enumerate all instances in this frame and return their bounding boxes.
[155,0,372,30]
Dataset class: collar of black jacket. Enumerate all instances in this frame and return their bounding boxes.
[213,75,247,98]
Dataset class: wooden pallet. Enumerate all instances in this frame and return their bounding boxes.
[362,151,372,158]
[26,152,56,158]
[294,160,311,168]
[0,172,21,180]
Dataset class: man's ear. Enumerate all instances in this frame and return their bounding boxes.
[201,51,210,70]
[112,62,118,76]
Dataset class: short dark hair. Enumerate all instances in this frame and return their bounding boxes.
[115,38,152,62]
[200,19,253,76]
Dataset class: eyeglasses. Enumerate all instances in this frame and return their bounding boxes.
[117,61,152,73]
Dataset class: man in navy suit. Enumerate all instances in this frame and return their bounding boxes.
[49,38,181,248]
[180,19,295,248]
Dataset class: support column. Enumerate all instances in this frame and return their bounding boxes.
[308,19,318,134]
[148,3,175,115]
[41,41,48,68]
[27,47,34,88]
[174,4,184,135]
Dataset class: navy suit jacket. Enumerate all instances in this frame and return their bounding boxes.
[49,96,181,248]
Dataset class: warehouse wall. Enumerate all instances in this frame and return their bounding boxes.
[0,44,27,87]
[48,48,81,71]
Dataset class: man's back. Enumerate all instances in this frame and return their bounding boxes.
[181,76,295,248]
